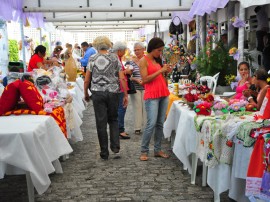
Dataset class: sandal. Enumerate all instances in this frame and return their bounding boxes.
[154,151,170,158]
[139,153,148,161]
[119,133,130,139]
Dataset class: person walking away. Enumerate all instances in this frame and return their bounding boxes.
[139,37,172,161]
[84,36,128,160]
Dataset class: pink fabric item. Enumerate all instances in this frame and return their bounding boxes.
[143,56,170,100]
[234,81,249,99]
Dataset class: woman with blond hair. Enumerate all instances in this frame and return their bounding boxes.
[84,36,128,160]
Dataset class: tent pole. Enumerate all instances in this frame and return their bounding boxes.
[195,15,200,58]
[238,3,245,64]
[20,20,26,72]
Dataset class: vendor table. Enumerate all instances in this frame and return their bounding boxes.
[164,101,253,202]
[0,115,73,201]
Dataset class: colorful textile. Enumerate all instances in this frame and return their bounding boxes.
[19,80,44,111]
[195,116,234,167]
[3,107,67,138]
[246,132,270,201]
[143,56,170,100]
[0,80,20,115]
[236,121,268,147]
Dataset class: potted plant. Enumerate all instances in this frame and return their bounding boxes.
[195,37,237,92]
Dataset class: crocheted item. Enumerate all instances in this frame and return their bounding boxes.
[236,121,267,147]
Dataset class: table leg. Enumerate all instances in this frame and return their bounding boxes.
[214,191,220,202]
[26,172,35,202]
[191,153,198,185]
[202,163,207,187]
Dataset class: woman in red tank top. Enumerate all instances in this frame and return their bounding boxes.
[139,37,172,161]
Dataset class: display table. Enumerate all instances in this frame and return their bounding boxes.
[164,101,253,202]
[0,115,73,201]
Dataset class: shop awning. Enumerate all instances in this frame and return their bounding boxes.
[238,0,270,8]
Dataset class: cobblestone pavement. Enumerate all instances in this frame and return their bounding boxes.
[0,101,233,202]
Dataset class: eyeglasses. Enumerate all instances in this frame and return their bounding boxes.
[134,48,143,52]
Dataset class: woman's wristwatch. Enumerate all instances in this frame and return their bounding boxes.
[247,96,253,101]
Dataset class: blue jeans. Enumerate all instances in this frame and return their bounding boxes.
[118,92,127,133]
[141,96,169,153]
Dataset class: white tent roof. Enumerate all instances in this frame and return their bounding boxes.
[22,0,193,31]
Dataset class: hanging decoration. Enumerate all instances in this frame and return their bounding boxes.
[229,47,240,60]
[230,16,245,28]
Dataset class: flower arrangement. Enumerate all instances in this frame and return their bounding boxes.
[163,44,182,65]
[230,16,245,28]
[229,47,240,60]
[194,101,212,116]
[228,99,248,112]
[225,74,239,90]
[199,93,214,103]
[212,100,229,115]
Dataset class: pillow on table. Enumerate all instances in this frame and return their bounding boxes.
[0,79,20,115]
[19,80,44,111]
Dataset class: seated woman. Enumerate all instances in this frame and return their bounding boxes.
[27,45,53,72]
[231,62,252,100]
[244,68,270,110]
[50,45,63,66]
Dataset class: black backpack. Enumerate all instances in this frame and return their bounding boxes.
[169,16,184,35]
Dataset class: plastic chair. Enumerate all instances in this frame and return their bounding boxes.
[199,72,220,94]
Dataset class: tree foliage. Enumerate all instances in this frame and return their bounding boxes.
[195,38,237,86]
[8,39,19,62]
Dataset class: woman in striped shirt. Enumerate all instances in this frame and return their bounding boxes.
[128,42,147,135]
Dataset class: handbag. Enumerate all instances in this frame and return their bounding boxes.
[169,16,184,35]
[127,75,136,94]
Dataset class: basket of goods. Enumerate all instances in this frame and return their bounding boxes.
[183,86,199,109]
[212,100,229,115]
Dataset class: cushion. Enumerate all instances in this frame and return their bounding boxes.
[0,80,20,115]
[19,80,44,111]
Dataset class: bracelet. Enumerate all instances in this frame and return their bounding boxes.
[247,96,253,101]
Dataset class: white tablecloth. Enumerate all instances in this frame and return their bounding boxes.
[0,115,73,194]
[164,101,234,200]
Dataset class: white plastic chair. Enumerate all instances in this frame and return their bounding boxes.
[199,72,220,94]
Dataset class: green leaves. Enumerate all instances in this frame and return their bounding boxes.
[8,39,19,62]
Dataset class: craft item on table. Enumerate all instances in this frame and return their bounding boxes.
[0,80,20,115]
[200,93,214,103]
[228,99,248,113]
[246,103,257,112]
[197,84,210,94]
[246,131,270,201]
[35,75,52,89]
[64,56,77,82]
[19,80,44,112]
[212,100,229,115]
[236,121,267,147]
[194,101,212,116]
[173,83,178,95]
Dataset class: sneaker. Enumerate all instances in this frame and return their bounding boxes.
[135,130,141,135]
[112,152,121,159]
